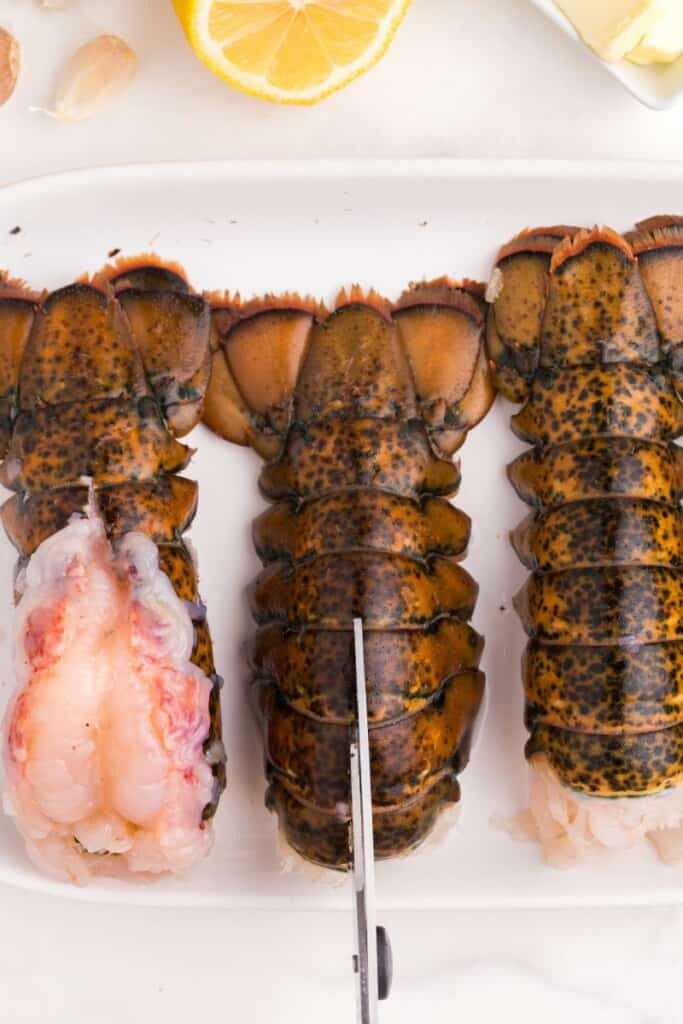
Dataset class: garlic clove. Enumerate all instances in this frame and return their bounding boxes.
[51,34,136,121]
[0,27,19,107]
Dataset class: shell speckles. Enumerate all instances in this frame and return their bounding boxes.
[204,282,493,868]
[509,437,683,509]
[524,639,683,734]
[259,419,462,502]
[512,364,683,447]
[489,222,683,804]
[253,491,471,564]
[252,617,483,725]
[2,398,190,491]
[516,565,683,645]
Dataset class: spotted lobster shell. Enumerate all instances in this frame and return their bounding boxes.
[488,219,683,798]
[203,279,494,868]
[0,260,226,817]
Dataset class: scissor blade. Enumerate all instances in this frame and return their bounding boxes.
[351,618,378,1024]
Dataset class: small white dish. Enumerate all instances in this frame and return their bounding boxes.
[530,0,683,108]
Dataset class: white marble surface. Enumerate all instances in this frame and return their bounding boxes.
[5,0,683,179]
[2,1,683,1022]
[2,886,682,1024]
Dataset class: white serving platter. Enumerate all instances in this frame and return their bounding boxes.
[1,158,683,911]
[529,0,683,109]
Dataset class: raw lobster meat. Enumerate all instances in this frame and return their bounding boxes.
[487,218,683,864]
[0,260,225,882]
[203,281,494,868]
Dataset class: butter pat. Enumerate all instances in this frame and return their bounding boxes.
[555,0,664,62]
[628,0,683,63]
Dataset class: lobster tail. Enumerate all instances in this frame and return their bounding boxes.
[491,222,683,862]
[204,283,493,869]
[1,261,225,883]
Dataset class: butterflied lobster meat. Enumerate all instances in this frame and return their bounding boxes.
[203,280,494,869]
[0,261,225,883]
[488,218,683,865]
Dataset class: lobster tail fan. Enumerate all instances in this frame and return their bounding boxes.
[0,272,41,304]
[96,254,192,294]
[240,292,326,320]
[394,277,486,318]
[333,284,391,319]
[394,279,493,457]
[627,214,683,252]
[203,341,257,451]
[543,226,659,366]
[203,301,317,458]
[628,216,683,394]
[485,227,573,404]
[100,259,211,437]
[548,225,634,273]
[19,283,148,408]
[294,301,414,423]
[496,225,579,263]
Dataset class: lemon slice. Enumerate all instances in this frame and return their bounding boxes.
[173,0,411,104]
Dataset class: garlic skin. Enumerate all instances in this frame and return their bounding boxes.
[0,27,19,107]
[52,34,136,121]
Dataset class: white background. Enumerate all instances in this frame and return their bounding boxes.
[2,1,683,1022]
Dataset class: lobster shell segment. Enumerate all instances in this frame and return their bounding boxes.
[511,364,683,446]
[204,284,493,868]
[524,639,683,734]
[1,475,198,556]
[508,437,683,509]
[251,618,483,725]
[250,553,479,630]
[512,497,683,571]
[258,418,462,501]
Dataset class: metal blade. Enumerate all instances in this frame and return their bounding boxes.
[351,617,379,1024]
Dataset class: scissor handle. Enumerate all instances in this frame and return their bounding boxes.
[376,927,393,1001]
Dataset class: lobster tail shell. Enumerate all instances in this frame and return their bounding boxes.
[204,283,492,868]
[492,222,683,807]
[1,262,226,821]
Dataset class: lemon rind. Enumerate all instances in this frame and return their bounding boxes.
[176,0,411,105]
